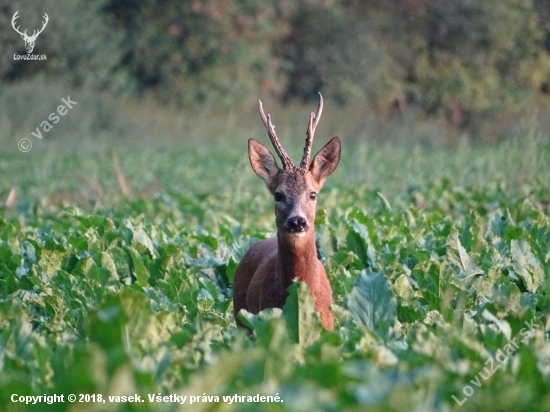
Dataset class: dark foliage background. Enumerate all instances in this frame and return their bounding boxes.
[2,0,550,137]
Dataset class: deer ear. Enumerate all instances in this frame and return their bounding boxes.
[248,138,280,189]
[309,137,341,186]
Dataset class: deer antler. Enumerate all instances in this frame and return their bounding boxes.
[299,92,323,169]
[258,100,294,170]
[29,13,48,40]
[11,11,26,37]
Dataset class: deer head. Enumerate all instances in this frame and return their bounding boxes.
[248,93,341,238]
[12,11,49,54]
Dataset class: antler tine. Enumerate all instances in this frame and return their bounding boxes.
[258,100,294,170]
[30,13,48,39]
[299,92,324,169]
[11,11,26,37]
[38,13,48,34]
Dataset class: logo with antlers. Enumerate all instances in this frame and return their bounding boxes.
[11,10,49,54]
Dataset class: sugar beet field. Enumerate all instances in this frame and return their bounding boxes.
[1,133,550,412]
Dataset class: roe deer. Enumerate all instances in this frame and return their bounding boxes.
[233,93,341,330]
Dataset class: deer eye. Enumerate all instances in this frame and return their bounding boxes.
[309,192,317,200]
[274,192,285,202]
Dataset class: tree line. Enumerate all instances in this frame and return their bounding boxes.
[2,0,550,133]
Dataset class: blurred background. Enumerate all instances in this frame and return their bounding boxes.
[2,0,550,147]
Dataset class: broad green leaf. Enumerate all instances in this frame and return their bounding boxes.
[224,256,238,284]
[196,288,215,312]
[100,252,119,281]
[447,230,474,271]
[124,246,148,287]
[345,215,376,269]
[510,239,544,293]
[447,230,483,281]
[393,274,414,301]
[236,308,291,352]
[131,224,155,257]
[73,256,99,280]
[345,269,397,340]
[38,249,64,277]
[283,281,322,346]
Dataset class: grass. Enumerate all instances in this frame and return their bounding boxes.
[1,122,548,213]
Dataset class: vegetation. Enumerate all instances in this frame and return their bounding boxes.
[2,1,550,411]
[1,128,550,411]
[2,0,550,137]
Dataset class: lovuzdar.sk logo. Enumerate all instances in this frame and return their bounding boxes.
[11,10,48,61]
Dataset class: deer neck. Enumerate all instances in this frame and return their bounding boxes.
[277,230,318,288]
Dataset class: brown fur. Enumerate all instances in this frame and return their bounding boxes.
[233,135,341,331]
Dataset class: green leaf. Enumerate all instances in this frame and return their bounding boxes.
[131,224,155,257]
[224,256,238,284]
[345,212,376,269]
[124,246,148,287]
[448,230,473,271]
[481,309,511,340]
[237,308,289,349]
[447,230,483,281]
[393,274,414,301]
[345,269,397,340]
[283,281,322,346]
[38,249,64,277]
[196,288,215,312]
[510,239,544,293]
[100,252,119,281]
[73,256,99,280]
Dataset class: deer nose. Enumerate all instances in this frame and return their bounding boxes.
[286,216,308,233]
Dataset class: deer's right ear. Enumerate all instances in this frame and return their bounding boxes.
[248,138,280,188]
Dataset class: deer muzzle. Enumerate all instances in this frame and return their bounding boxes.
[285,216,308,236]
